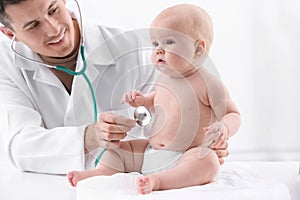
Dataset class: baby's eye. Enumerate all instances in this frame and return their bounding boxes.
[152,41,159,47]
[166,39,175,45]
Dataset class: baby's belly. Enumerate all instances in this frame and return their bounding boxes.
[149,102,206,151]
[149,77,213,151]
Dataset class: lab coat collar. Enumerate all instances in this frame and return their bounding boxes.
[12,43,65,90]
[12,23,117,91]
[13,42,47,71]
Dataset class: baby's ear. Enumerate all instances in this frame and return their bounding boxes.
[194,40,205,57]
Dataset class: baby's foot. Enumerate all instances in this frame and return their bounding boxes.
[137,175,158,194]
[67,171,86,187]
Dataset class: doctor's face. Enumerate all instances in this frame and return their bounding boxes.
[4,0,79,58]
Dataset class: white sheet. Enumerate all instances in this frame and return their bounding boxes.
[77,162,297,200]
[290,176,300,200]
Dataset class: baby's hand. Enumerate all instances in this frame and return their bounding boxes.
[203,122,228,148]
[120,90,145,107]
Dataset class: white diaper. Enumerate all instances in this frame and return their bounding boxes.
[141,145,183,175]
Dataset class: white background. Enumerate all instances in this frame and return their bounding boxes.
[1,0,300,161]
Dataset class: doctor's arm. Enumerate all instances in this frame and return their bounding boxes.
[0,74,85,174]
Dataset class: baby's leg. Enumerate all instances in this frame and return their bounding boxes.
[68,164,118,187]
[137,147,219,194]
[68,139,148,187]
[99,139,149,173]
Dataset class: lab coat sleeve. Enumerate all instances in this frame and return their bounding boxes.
[0,73,85,174]
[2,105,86,174]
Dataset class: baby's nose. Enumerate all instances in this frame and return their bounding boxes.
[156,49,165,55]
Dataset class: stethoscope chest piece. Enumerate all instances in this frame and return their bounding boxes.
[134,106,152,127]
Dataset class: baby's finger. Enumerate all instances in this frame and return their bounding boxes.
[131,90,140,99]
[120,95,128,104]
[120,91,133,103]
[124,91,132,101]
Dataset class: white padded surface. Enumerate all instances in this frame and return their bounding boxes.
[77,162,298,200]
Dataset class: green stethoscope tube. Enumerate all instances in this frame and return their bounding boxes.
[55,45,98,123]
[56,45,105,167]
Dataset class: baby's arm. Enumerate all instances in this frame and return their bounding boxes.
[205,85,241,147]
[121,90,155,109]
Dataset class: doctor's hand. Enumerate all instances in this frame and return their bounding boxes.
[203,122,229,165]
[84,112,136,153]
[211,139,229,165]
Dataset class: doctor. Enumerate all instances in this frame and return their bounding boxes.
[0,0,229,174]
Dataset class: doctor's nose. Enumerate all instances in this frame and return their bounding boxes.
[45,19,60,37]
[156,48,165,55]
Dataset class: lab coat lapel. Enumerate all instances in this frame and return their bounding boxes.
[65,24,117,125]
[13,42,68,92]
[77,23,117,87]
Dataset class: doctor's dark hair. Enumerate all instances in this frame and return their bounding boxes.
[0,0,26,30]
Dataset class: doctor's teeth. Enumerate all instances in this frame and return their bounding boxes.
[49,33,64,44]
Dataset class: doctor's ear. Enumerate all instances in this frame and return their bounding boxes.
[194,40,205,57]
[0,26,17,41]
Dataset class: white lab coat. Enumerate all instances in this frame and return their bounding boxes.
[0,24,156,174]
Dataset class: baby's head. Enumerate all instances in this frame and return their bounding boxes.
[150,4,213,77]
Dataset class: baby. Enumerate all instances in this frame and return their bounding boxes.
[68,4,241,194]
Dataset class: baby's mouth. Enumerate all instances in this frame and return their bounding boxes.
[157,58,166,64]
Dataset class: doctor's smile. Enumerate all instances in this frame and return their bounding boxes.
[46,26,66,46]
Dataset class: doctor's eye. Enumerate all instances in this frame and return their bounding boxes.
[166,39,175,45]
[27,21,40,30]
[48,6,58,15]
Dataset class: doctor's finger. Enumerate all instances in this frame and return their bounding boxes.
[99,131,127,141]
[214,149,229,158]
[211,134,226,147]
[99,113,136,127]
[100,122,135,133]
[204,131,220,145]
[212,139,228,150]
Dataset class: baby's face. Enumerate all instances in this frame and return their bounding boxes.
[150,28,197,77]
